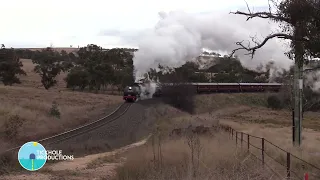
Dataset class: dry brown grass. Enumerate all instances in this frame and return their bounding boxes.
[15,59,67,89]
[193,94,320,178]
[193,93,271,114]
[114,132,274,180]
[115,94,320,180]
[0,59,123,151]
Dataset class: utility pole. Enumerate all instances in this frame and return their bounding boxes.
[293,22,305,146]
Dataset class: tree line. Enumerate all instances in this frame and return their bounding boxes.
[0,44,135,91]
[1,43,279,91]
[1,43,319,97]
[144,56,274,83]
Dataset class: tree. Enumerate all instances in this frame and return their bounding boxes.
[73,44,105,90]
[174,62,208,82]
[66,45,134,92]
[230,0,320,146]
[0,48,26,85]
[14,49,36,59]
[208,56,268,83]
[107,48,135,91]
[65,66,89,90]
[32,47,66,89]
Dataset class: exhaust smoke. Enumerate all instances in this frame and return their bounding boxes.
[133,11,293,80]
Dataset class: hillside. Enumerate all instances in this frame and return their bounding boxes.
[0,59,123,152]
[2,93,320,179]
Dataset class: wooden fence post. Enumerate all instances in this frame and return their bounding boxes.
[232,129,234,139]
[287,152,291,179]
[236,132,238,145]
[262,138,265,166]
[241,132,243,148]
[247,135,250,152]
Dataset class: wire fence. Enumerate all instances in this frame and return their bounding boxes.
[218,124,320,180]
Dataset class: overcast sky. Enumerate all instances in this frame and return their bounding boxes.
[1,0,271,48]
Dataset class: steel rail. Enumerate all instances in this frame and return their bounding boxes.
[0,102,132,154]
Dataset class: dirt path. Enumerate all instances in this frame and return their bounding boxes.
[1,137,150,180]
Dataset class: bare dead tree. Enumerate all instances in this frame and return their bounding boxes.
[229,0,320,146]
[229,0,314,59]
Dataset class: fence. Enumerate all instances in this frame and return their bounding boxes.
[218,125,320,180]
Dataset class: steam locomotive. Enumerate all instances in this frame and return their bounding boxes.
[123,83,141,102]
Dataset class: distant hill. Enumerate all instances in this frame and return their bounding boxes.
[16,47,79,53]
[16,47,139,54]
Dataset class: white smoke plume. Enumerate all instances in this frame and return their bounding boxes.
[139,81,158,100]
[133,11,293,80]
[305,65,320,92]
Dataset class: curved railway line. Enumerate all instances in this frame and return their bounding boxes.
[1,102,132,155]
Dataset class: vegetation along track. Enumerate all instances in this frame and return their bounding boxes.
[0,102,132,155]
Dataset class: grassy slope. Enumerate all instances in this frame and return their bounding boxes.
[112,93,320,179]
[0,59,123,151]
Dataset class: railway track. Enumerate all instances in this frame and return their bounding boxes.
[0,102,132,155]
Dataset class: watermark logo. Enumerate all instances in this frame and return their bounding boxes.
[18,141,74,171]
[39,150,74,161]
[18,142,47,171]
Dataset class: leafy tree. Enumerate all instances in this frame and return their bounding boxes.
[208,57,244,74]
[207,56,268,83]
[32,47,66,89]
[0,47,26,85]
[75,44,108,90]
[65,45,134,92]
[146,55,273,83]
[15,49,36,59]
[65,66,89,90]
[174,62,208,82]
[58,50,74,71]
[108,48,135,91]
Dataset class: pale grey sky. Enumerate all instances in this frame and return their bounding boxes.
[1,0,271,48]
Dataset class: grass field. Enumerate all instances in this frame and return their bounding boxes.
[1,56,319,179]
[112,94,320,179]
[0,59,123,151]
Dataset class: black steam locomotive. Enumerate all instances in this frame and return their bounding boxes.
[123,83,141,102]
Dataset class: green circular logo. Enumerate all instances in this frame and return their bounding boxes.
[18,142,47,171]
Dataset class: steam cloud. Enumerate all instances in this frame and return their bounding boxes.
[139,81,157,100]
[133,11,293,79]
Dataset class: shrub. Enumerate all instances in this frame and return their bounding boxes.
[267,95,283,110]
[4,115,24,140]
[49,101,61,119]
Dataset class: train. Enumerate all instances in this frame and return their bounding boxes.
[123,83,141,102]
[123,82,283,102]
[193,83,282,93]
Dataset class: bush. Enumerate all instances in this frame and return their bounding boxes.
[267,95,283,110]
[49,101,61,119]
[0,152,16,175]
[4,115,24,140]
